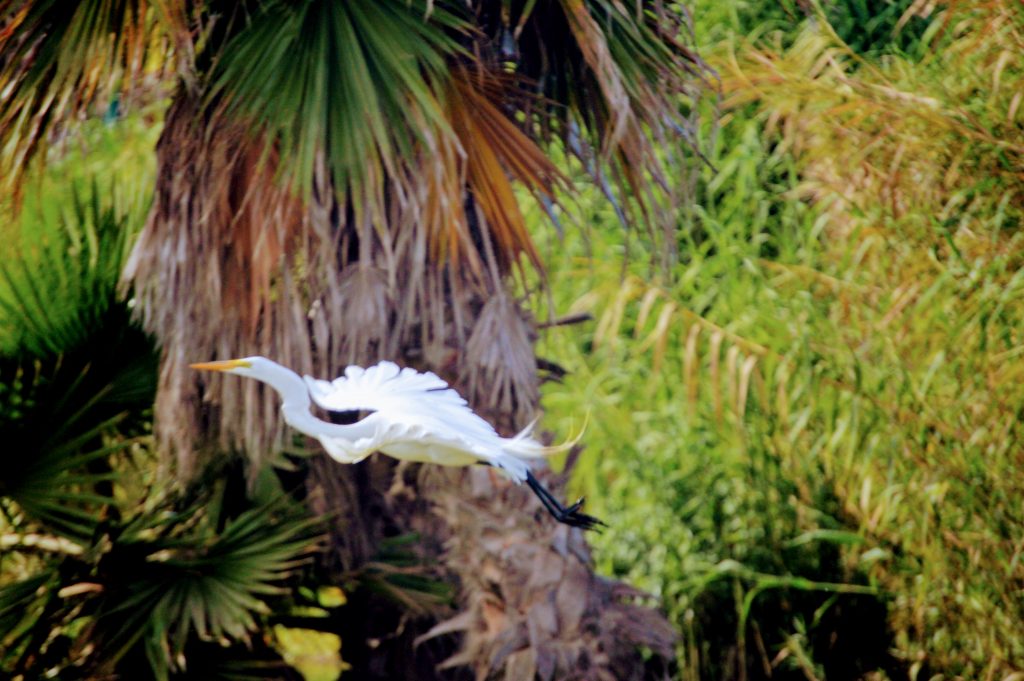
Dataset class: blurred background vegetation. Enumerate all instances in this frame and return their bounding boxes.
[2,0,1022,679]
[538,0,1024,678]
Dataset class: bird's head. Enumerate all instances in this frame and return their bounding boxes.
[190,356,302,387]
[190,356,306,398]
[190,356,309,408]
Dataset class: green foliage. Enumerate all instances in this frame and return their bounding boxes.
[822,0,933,57]
[0,115,324,679]
[209,0,469,198]
[690,0,802,46]
[86,494,321,680]
[0,189,129,355]
[535,1,1024,677]
[536,112,893,679]
[690,0,934,58]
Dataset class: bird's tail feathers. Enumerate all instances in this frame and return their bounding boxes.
[491,453,532,483]
[502,412,588,459]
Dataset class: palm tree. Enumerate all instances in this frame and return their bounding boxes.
[1,1,711,677]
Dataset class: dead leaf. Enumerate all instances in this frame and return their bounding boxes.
[503,648,537,681]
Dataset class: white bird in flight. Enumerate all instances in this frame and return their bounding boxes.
[190,356,602,530]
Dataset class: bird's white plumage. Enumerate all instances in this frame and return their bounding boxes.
[189,356,600,529]
[302,361,547,481]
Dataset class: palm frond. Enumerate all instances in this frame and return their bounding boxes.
[485,0,714,261]
[355,534,452,616]
[0,486,320,678]
[445,70,569,277]
[0,183,135,356]
[208,0,469,201]
[0,570,59,667]
[0,179,156,541]
[0,0,169,196]
[91,499,322,675]
[0,336,156,539]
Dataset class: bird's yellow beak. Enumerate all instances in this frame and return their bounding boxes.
[189,359,253,372]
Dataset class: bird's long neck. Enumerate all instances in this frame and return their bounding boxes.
[255,362,375,441]
[253,361,312,411]
[281,402,378,442]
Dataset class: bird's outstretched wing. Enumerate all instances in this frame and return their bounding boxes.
[302,361,500,445]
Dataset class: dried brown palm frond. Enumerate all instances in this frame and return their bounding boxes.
[461,291,540,431]
[484,0,715,266]
[120,93,310,474]
[447,70,569,277]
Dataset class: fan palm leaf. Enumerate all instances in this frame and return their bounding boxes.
[0,184,156,541]
[87,499,321,678]
[208,0,468,201]
[0,489,321,678]
[0,571,58,662]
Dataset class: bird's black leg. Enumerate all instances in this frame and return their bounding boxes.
[524,471,562,516]
[525,470,605,531]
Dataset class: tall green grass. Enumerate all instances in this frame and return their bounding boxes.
[533,1,1024,677]
[535,115,891,680]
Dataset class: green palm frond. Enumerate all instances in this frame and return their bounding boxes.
[357,534,452,616]
[0,184,134,356]
[0,180,156,541]
[208,0,469,199]
[0,355,152,540]
[0,570,58,664]
[90,499,321,678]
[0,567,97,675]
[0,493,320,678]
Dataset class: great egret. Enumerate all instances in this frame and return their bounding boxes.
[190,357,602,530]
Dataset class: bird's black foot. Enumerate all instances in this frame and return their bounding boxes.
[525,471,606,531]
